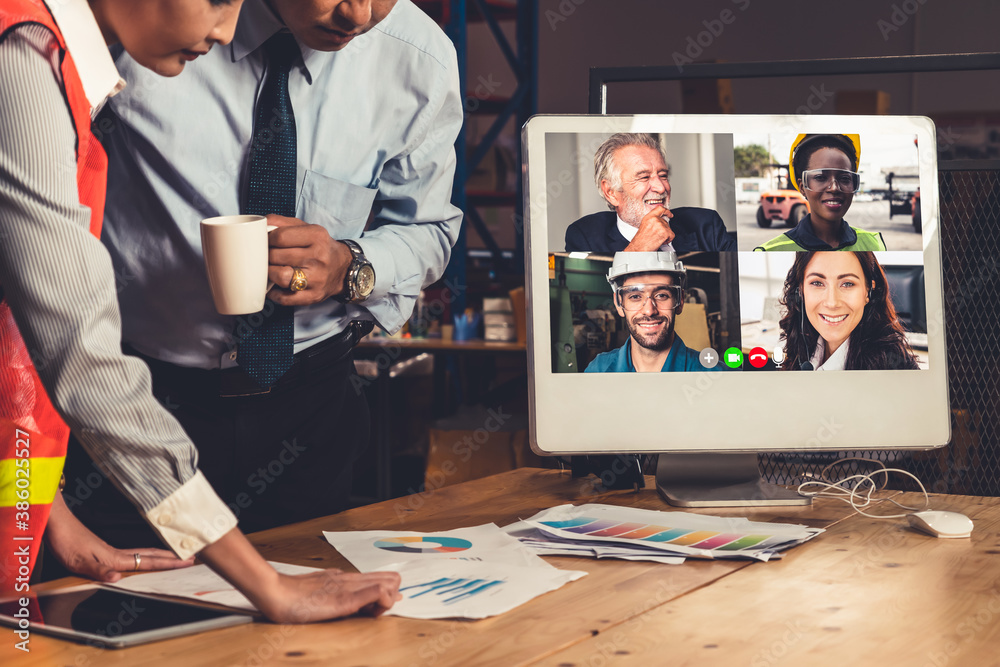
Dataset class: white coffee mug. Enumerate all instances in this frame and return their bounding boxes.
[200,215,278,315]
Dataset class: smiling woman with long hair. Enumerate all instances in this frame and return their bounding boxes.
[777,251,919,371]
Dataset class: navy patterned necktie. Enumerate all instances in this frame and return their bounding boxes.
[238,32,300,389]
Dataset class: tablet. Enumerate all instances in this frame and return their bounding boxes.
[0,584,253,648]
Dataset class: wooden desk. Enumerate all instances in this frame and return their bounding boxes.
[7,469,999,666]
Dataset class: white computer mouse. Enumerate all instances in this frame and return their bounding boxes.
[907,510,974,539]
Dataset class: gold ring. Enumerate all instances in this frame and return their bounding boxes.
[289,268,308,292]
[133,553,142,572]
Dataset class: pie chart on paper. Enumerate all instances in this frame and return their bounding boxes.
[373,536,473,554]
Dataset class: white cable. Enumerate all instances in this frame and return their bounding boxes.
[796,464,930,519]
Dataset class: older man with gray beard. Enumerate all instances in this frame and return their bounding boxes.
[565,133,736,253]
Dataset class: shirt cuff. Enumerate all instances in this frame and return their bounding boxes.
[143,470,237,559]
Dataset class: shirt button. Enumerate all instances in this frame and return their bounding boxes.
[181,538,196,551]
[157,512,173,526]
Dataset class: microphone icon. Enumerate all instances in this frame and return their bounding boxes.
[772,346,786,365]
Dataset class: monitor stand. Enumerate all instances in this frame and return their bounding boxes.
[655,453,811,507]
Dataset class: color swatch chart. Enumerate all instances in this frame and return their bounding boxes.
[540,517,768,551]
[520,503,823,562]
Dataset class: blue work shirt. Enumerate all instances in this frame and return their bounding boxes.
[101,0,463,369]
[585,335,715,373]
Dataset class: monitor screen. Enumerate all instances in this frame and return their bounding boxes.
[523,115,949,505]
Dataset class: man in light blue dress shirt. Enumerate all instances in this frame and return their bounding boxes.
[62,0,463,548]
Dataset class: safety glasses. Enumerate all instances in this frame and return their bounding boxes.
[617,284,683,312]
[801,168,861,194]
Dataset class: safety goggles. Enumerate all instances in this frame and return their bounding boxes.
[801,168,861,194]
[617,284,683,312]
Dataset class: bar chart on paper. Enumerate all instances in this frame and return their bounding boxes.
[379,560,586,620]
[400,576,505,605]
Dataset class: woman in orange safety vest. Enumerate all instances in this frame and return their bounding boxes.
[0,0,400,623]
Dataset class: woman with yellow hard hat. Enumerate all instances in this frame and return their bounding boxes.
[755,134,887,251]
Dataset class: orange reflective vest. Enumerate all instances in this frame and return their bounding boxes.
[0,0,107,593]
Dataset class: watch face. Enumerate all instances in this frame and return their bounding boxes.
[356,265,376,297]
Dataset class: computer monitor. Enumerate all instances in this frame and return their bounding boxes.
[523,114,950,507]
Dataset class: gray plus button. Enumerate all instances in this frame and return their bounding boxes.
[699,347,718,369]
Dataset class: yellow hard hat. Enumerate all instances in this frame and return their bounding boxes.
[788,134,862,192]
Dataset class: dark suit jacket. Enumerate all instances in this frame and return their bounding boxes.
[564,208,736,253]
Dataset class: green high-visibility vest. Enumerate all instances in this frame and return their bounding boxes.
[754,228,887,252]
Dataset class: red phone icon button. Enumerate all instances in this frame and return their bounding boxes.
[749,347,769,369]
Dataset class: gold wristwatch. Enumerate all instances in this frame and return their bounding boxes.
[341,239,375,303]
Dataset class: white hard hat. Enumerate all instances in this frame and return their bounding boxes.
[607,251,686,288]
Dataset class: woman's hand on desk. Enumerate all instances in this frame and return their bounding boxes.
[199,527,402,623]
[259,569,402,623]
[45,493,195,582]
